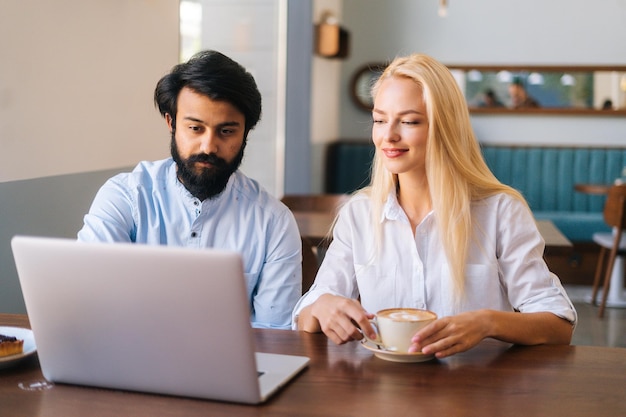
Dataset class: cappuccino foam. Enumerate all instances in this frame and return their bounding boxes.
[388,312,424,321]
[379,309,434,322]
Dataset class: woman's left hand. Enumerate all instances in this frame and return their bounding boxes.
[409,310,490,358]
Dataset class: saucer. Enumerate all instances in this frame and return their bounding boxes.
[360,339,435,363]
[0,327,37,370]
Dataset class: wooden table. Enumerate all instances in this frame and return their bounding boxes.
[574,183,612,195]
[292,211,335,247]
[294,211,572,254]
[536,219,573,255]
[2,313,625,416]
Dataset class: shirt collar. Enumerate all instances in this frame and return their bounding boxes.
[382,191,406,223]
[381,190,435,226]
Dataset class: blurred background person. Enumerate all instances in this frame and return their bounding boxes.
[602,98,614,110]
[508,79,540,108]
[479,88,504,107]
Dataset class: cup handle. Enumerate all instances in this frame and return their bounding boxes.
[362,318,384,349]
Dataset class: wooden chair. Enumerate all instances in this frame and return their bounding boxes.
[281,194,350,294]
[300,237,319,295]
[590,184,626,318]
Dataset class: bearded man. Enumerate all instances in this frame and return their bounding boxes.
[78,50,302,329]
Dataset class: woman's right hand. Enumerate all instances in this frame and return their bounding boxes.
[309,294,376,345]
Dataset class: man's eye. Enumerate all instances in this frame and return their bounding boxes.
[372,119,385,124]
[189,125,201,132]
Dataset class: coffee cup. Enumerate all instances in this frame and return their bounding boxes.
[365,308,437,353]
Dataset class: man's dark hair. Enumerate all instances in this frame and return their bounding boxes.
[154,50,262,136]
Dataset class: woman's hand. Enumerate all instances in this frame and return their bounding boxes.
[409,310,491,358]
[409,309,573,358]
[308,294,376,345]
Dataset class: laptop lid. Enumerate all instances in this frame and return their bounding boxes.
[11,235,309,404]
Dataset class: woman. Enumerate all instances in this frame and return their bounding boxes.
[292,54,576,358]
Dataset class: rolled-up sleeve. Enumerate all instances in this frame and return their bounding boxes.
[495,198,578,326]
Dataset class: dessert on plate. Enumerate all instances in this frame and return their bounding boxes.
[0,334,24,357]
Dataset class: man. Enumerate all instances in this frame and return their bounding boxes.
[508,79,540,109]
[78,50,302,329]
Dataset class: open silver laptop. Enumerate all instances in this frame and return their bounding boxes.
[11,235,309,404]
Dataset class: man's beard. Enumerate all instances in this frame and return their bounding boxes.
[171,133,245,201]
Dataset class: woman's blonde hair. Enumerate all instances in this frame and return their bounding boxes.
[367,53,527,296]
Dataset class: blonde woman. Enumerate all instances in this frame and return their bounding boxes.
[293,54,576,358]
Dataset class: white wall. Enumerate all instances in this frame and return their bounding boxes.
[336,0,626,146]
[0,0,179,182]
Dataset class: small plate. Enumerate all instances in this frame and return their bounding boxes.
[0,326,37,369]
[360,339,435,363]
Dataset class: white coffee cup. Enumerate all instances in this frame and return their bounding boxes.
[365,308,437,353]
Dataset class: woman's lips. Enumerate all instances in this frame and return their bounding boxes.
[382,148,408,158]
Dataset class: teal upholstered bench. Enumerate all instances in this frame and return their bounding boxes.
[481,145,626,242]
[325,141,626,243]
[325,140,375,194]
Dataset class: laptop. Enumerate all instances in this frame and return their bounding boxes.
[11,235,309,404]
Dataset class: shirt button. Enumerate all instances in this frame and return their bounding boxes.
[193,201,199,206]
[191,232,197,238]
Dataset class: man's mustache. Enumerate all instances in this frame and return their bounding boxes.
[186,153,227,167]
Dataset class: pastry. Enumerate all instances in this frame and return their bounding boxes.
[0,334,24,357]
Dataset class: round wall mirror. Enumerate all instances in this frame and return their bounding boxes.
[349,62,386,111]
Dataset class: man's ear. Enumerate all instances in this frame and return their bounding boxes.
[165,113,173,133]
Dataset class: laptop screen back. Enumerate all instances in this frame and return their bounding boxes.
[12,236,276,403]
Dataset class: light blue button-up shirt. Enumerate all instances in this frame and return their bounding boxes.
[78,158,302,329]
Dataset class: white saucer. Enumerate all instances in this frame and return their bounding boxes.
[360,339,435,363]
[0,326,37,369]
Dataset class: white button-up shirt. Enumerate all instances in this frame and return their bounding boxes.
[293,192,577,327]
